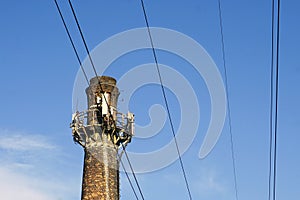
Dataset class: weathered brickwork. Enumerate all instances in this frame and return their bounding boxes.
[81,142,119,200]
[72,76,131,200]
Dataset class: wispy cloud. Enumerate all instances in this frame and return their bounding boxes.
[159,168,225,193]
[0,129,80,200]
[141,167,228,199]
[0,167,53,200]
[0,130,55,151]
[196,171,225,193]
[0,165,79,200]
[191,167,229,199]
[0,129,58,170]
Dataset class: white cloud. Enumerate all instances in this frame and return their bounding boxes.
[158,168,225,193]
[147,167,227,199]
[191,167,228,199]
[0,129,80,200]
[9,162,34,170]
[0,129,58,171]
[0,131,55,151]
[0,167,53,200]
[0,166,79,200]
[197,172,225,193]
[119,166,228,200]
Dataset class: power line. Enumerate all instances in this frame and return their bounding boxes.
[268,0,281,199]
[67,0,98,81]
[67,0,118,122]
[54,1,143,199]
[54,0,89,85]
[66,0,145,199]
[119,156,140,200]
[138,0,193,199]
[268,0,275,199]
[217,1,239,200]
[122,144,145,200]
[273,0,281,199]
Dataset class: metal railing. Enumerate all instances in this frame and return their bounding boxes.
[71,108,134,147]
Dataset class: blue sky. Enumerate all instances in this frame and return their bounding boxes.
[0,0,299,199]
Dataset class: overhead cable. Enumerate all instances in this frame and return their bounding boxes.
[268,0,275,199]
[66,0,145,199]
[120,157,140,200]
[138,0,193,199]
[54,1,142,199]
[54,0,89,84]
[273,0,281,199]
[122,144,145,200]
[217,1,239,200]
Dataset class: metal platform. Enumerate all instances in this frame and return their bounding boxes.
[70,108,134,148]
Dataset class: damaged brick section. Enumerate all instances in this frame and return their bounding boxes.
[81,143,119,200]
